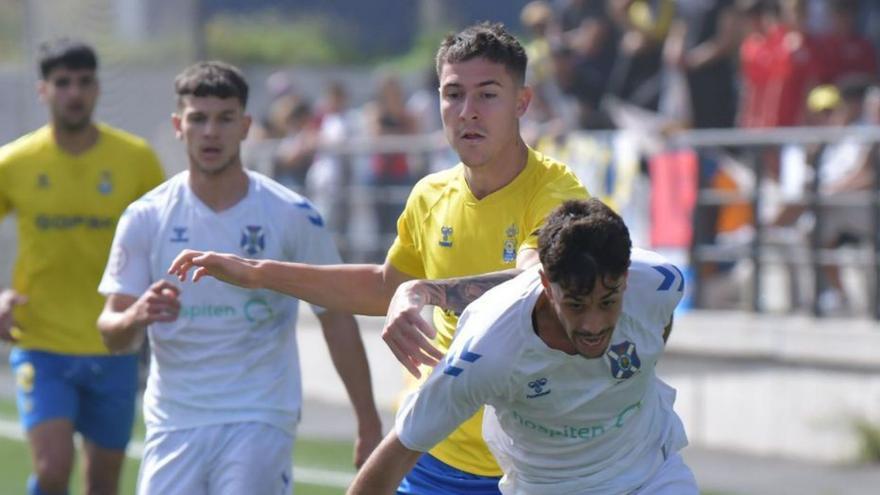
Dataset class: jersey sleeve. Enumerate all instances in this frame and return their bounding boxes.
[395,311,515,452]
[519,169,589,253]
[386,187,426,279]
[282,196,343,315]
[98,204,155,298]
[626,249,685,332]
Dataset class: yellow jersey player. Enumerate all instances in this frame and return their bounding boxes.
[167,23,588,494]
[0,39,164,495]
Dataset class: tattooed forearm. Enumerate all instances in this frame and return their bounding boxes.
[418,269,522,315]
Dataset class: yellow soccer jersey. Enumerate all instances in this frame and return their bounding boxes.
[0,124,164,355]
[388,147,588,476]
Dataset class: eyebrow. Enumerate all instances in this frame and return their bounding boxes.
[442,79,503,90]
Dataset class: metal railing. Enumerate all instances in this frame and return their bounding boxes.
[243,125,880,319]
[670,126,880,320]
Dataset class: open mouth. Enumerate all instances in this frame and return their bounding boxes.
[200,146,222,158]
[574,329,610,348]
[460,131,485,141]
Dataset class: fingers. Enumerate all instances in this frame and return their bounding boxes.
[383,317,445,378]
[0,328,18,343]
[385,342,422,379]
[192,266,209,283]
[167,249,210,281]
[151,279,181,296]
[411,317,443,361]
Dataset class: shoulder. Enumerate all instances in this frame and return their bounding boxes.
[527,148,587,196]
[124,173,183,217]
[0,126,52,168]
[248,171,328,228]
[624,248,685,325]
[97,123,154,152]
[455,270,540,356]
[404,165,464,211]
[411,165,462,196]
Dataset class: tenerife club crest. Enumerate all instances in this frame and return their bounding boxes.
[240,225,266,256]
[606,341,641,379]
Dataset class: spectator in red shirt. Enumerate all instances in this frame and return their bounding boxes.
[819,0,878,84]
[738,0,776,128]
[762,0,824,127]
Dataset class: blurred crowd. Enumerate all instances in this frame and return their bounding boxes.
[244,0,879,314]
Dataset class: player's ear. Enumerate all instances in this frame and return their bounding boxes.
[240,113,252,140]
[37,80,48,103]
[538,269,551,292]
[171,112,183,140]
[515,85,532,118]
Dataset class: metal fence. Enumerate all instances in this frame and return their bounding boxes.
[244,125,880,320]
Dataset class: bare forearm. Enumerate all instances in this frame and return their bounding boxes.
[410,269,522,315]
[347,433,421,495]
[97,310,143,353]
[320,313,382,430]
[253,262,395,315]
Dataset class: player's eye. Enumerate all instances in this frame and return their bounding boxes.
[53,77,71,88]
[566,302,585,311]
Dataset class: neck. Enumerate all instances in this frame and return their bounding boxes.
[52,122,98,155]
[533,292,576,355]
[188,162,249,212]
[463,138,529,199]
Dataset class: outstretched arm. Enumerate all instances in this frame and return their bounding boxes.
[382,249,540,377]
[317,310,383,468]
[167,250,413,316]
[346,432,422,495]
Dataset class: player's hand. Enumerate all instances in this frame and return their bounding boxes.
[353,420,383,470]
[127,280,181,328]
[382,281,444,378]
[0,290,27,343]
[167,249,260,288]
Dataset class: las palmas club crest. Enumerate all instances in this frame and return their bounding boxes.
[606,341,641,379]
[241,225,265,256]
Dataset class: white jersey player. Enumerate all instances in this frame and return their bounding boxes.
[97,62,380,495]
[349,199,697,495]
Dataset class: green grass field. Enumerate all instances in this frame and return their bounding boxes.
[0,397,728,495]
[0,397,354,495]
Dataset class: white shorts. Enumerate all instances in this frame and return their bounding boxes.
[633,451,698,495]
[138,422,295,495]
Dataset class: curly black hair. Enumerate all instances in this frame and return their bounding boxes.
[538,199,632,296]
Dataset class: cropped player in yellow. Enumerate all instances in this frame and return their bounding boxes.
[0,39,163,495]
[167,23,588,494]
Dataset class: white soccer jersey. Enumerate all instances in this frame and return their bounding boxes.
[396,248,688,494]
[99,170,340,435]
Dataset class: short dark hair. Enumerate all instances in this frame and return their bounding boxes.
[174,61,249,108]
[38,38,97,79]
[538,199,632,296]
[435,22,528,85]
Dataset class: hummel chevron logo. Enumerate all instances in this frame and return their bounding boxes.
[652,265,684,292]
[443,338,482,377]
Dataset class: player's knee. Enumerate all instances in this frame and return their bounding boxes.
[31,465,71,494]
